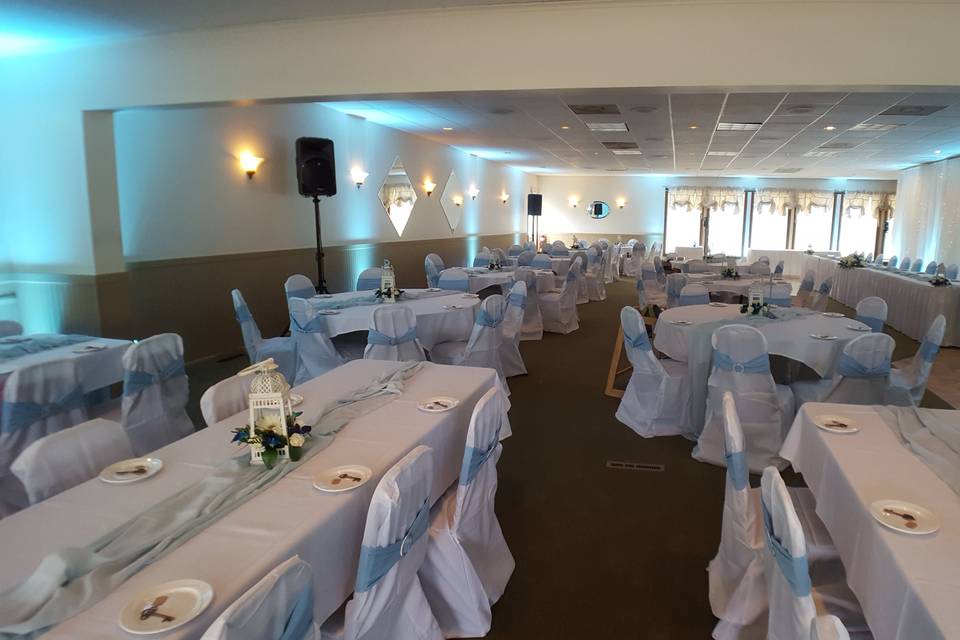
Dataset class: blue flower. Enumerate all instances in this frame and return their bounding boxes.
[231,429,249,444]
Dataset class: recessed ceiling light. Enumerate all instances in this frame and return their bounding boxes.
[612,149,643,155]
[593,152,600,155]
[560,125,570,130]
[935,149,942,154]
[850,123,900,132]
[442,127,453,131]
[585,122,629,132]
[824,125,837,131]
[688,124,699,130]
[716,122,763,131]
[706,151,738,156]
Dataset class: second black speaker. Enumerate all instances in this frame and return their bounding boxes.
[295,137,337,198]
[527,193,543,216]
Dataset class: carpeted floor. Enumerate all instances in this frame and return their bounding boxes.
[181,279,950,638]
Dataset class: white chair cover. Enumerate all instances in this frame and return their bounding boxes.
[624,249,644,278]
[472,253,491,268]
[419,388,515,637]
[774,261,785,276]
[887,256,899,269]
[891,313,945,405]
[666,273,688,307]
[679,283,710,306]
[430,296,509,389]
[792,333,896,407]
[615,307,689,437]
[492,248,506,263]
[763,284,793,307]
[499,281,527,377]
[531,254,552,270]
[585,247,606,301]
[284,274,316,303]
[694,325,793,472]
[899,257,912,272]
[11,418,132,505]
[573,255,589,304]
[911,259,923,273]
[0,359,88,514]
[231,289,297,381]
[854,296,887,333]
[199,374,249,427]
[795,270,816,307]
[364,305,426,362]
[203,556,318,640]
[0,321,23,338]
[437,269,469,292]
[539,257,580,334]
[356,268,383,291]
[513,267,543,341]
[516,250,535,266]
[323,446,442,640]
[424,255,441,288]
[925,260,938,274]
[748,262,771,275]
[810,615,850,640]
[758,256,770,264]
[807,278,832,312]
[946,264,959,279]
[290,297,343,385]
[120,333,195,456]
[506,244,522,257]
[603,243,616,283]
[653,255,667,286]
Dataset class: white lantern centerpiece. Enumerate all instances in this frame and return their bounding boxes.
[237,358,294,468]
[378,259,399,303]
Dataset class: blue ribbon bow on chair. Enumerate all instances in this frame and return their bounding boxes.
[760,497,812,597]
[477,308,503,328]
[460,424,503,486]
[367,327,417,346]
[919,339,940,362]
[713,350,771,374]
[836,352,890,378]
[123,358,187,396]
[354,497,431,592]
[2,386,87,433]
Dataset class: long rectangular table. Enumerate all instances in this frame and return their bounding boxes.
[801,254,839,286]
[0,335,131,395]
[780,404,960,639]
[747,249,839,276]
[0,360,499,638]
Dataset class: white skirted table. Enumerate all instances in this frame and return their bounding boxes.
[674,246,705,261]
[747,249,839,276]
[0,360,503,638]
[458,268,516,294]
[802,254,839,286]
[684,273,784,297]
[0,335,132,395]
[780,403,960,640]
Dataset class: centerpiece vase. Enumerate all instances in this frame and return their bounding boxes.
[260,448,278,470]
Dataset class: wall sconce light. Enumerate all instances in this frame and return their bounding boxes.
[239,151,264,180]
[467,185,480,200]
[453,195,464,207]
[616,197,627,209]
[423,179,436,196]
[568,195,580,208]
[500,192,510,204]
[350,167,369,189]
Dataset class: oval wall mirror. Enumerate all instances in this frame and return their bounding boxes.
[586,201,611,219]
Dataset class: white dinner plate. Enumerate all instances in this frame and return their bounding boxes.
[708,302,726,307]
[870,499,940,535]
[316,294,334,299]
[461,293,479,299]
[821,312,845,318]
[0,336,30,344]
[670,320,692,325]
[72,343,107,353]
[289,393,304,407]
[318,310,340,315]
[810,334,838,340]
[417,396,460,413]
[119,579,214,635]
[846,324,871,332]
[813,414,860,434]
[313,465,373,493]
[100,457,164,484]
[427,288,442,292]
[442,304,464,310]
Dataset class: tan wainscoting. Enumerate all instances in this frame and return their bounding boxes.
[0,272,114,337]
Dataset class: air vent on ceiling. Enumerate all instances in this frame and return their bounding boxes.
[716,122,763,131]
[602,141,638,150]
[878,105,947,117]
[850,123,900,132]
[774,168,803,173]
[803,150,839,158]
[612,150,643,155]
[707,151,738,156]
[606,168,627,171]
[645,137,664,142]
[587,122,629,132]
[818,142,858,150]
[755,135,784,142]
[784,104,816,114]
[489,107,514,115]
[568,104,621,115]
[630,105,658,113]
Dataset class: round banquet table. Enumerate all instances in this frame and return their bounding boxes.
[459,268,516,293]
[308,290,479,349]
[684,273,787,296]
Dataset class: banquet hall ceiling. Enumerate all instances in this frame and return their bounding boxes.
[320,89,960,178]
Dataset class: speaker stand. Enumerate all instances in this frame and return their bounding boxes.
[312,195,330,294]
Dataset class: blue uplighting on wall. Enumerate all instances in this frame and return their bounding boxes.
[0,33,51,56]
[344,243,378,290]
[465,235,479,269]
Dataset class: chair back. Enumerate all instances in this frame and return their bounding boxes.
[289,297,342,385]
[346,446,436,639]
[761,466,816,640]
[887,255,898,269]
[904,314,946,404]
[200,374,249,427]
[679,283,709,306]
[514,267,543,340]
[356,268,383,291]
[365,305,425,362]
[438,268,470,292]
[798,271,815,292]
[774,260,785,276]
[946,264,959,279]
[686,259,711,273]
[810,616,851,640]
[201,556,315,640]
[464,295,506,375]
[531,254,552,269]
[873,254,884,266]
[12,418,133,505]
[232,289,263,361]
[808,278,832,311]
[626,238,638,247]
[619,307,670,426]
[507,244,522,257]
[283,274,315,302]
[517,250,535,266]
[121,333,194,455]
[911,259,924,272]
[473,253,491,267]
[666,273,688,307]
[640,261,658,284]
[748,261,770,275]
[636,242,647,257]
[502,281,526,341]
[824,332,894,404]
[854,296,888,332]
[758,256,770,264]
[0,321,23,338]
[763,283,792,307]
[925,260,939,274]
[424,255,441,288]
[899,257,911,271]
[560,257,582,308]
[635,275,647,307]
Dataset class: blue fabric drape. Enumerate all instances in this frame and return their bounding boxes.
[367,327,417,346]
[712,350,771,374]
[235,304,254,323]
[506,292,526,309]
[355,497,431,593]
[290,314,328,335]
[1,386,87,434]
[679,293,709,306]
[799,277,814,292]
[817,282,830,294]
[278,582,315,640]
[725,450,748,491]
[477,308,503,328]
[123,358,186,396]
[285,287,316,300]
[760,498,812,597]
[920,339,940,362]
[854,315,884,333]
[837,352,890,378]
[459,424,503,486]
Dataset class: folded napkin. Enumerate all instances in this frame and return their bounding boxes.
[876,405,960,496]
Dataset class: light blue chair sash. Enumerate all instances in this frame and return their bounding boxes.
[888,256,899,269]
[425,263,440,288]
[367,327,417,346]
[551,248,569,257]
[947,265,959,279]
[439,277,469,292]
[900,258,911,271]
[635,278,645,291]
[235,304,254,323]
[774,262,784,275]
[837,352,890,378]
[506,292,526,309]
[1,386,87,433]
[679,293,709,306]
[925,262,938,274]
[760,497,812,597]
[912,261,923,273]
[854,315,884,333]
[123,358,187,396]
[799,277,814,292]
[356,278,381,291]
[565,269,578,283]
[290,314,328,335]
[713,350,770,374]
[817,282,830,294]
[286,286,315,300]
[459,424,503,486]
[624,331,652,351]
[920,339,940,362]
[477,308,503,328]
[767,296,791,307]
[725,449,748,491]
[507,247,522,257]
[355,497,430,593]
[278,582,315,640]
[473,254,491,267]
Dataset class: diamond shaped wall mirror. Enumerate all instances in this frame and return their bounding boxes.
[378,156,417,237]
[440,171,463,231]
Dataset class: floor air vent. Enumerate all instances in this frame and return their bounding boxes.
[606,461,665,472]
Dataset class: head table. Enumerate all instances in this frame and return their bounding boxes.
[0,360,503,638]
[780,403,960,640]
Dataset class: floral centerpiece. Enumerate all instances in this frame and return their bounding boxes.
[838,252,867,269]
[720,267,740,279]
[487,255,503,271]
[740,301,770,316]
[232,412,313,468]
[805,245,815,255]
[374,286,403,300]
[929,274,952,287]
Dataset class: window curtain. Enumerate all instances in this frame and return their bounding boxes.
[667,186,705,211]
[754,189,795,216]
[702,187,744,214]
[893,158,960,265]
[795,190,834,214]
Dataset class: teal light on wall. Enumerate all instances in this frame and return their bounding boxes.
[465,235,479,269]
[0,33,51,57]
[344,243,377,290]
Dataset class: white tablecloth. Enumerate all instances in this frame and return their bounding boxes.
[747,249,839,276]
[830,265,960,346]
[0,360,499,638]
[780,404,960,640]
[464,270,515,294]
[675,246,705,260]
[802,255,839,287]
[685,274,782,297]
[311,291,478,349]
[0,336,131,396]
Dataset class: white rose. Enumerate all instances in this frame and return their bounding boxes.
[256,415,282,431]
[289,434,305,447]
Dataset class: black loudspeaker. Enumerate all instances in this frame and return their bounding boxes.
[295,137,337,197]
[527,193,543,216]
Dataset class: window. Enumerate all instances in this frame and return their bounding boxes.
[793,192,835,252]
[838,194,881,256]
[664,202,701,253]
[750,198,789,250]
[706,201,745,256]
